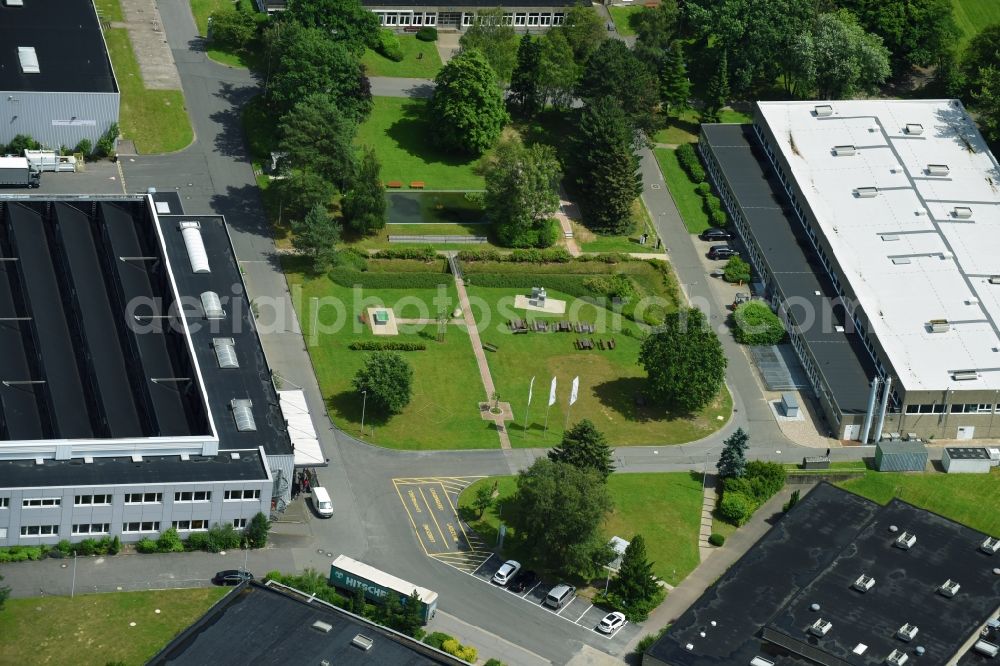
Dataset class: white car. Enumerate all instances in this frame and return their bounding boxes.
[491,560,521,586]
[597,611,626,634]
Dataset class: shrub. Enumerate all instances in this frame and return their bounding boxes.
[242,512,271,549]
[718,491,755,526]
[745,460,786,497]
[675,143,705,183]
[109,536,121,555]
[56,539,73,555]
[695,182,711,196]
[6,134,40,155]
[157,527,185,553]
[583,274,637,300]
[464,273,593,298]
[457,247,572,263]
[328,268,449,289]
[723,256,751,284]
[94,123,119,159]
[74,139,93,157]
[348,340,427,351]
[441,639,478,663]
[732,301,786,345]
[708,533,726,547]
[376,28,404,61]
[423,632,454,650]
[206,523,242,552]
[209,8,258,50]
[371,247,440,261]
[185,531,210,551]
[784,489,801,512]
[484,660,507,666]
[416,26,438,41]
[634,626,669,655]
[135,537,158,554]
[78,538,99,556]
[709,207,728,227]
[0,546,45,563]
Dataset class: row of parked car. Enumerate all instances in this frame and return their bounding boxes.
[491,560,626,634]
[700,227,740,260]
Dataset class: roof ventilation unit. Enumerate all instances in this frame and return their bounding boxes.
[201,291,225,319]
[927,164,950,176]
[231,398,256,432]
[938,579,960,597]
[17,47,39,74]
[852,574,876,592]
[856,187,879,198]
[809,619,833,637]
[5,0,25,6]
[179,221,210,273]
[885,649,909,665]
[981,536,1000,554]
[750,658,775,666]
[311,620,333,633]
[815,105,833,117]
[928,319,950,333]
[975,641,1000,658]
[952,370,979,381]
[904,123,924,135]
[990,276,1000,285]
[834,145,857,156]
[212,337,238,369]
[894,531,917,549]
[897,623,919,642]
[351,634,374,651]
[954,206,973,219]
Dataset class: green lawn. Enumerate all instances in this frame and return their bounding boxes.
[104,28,193,154]
[653,109,753,146]
[283,260,499,450]
[576,200,656,253]
[362,36,443,78]
[654,148,711,234]
[345,224,499,252]
[459,473,703,585]
[94,0,123,22]
[466,284,731,447]
[953,0,1000,43]
[608,5,645,37]
[357,97,487,190]
[0,588,227,665]
[838,469,1000,536]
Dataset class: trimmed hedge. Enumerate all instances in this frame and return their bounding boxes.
[375,28,404,61]
[465,273,595,298]
[457,248,572,263]
[676,143,705,183]
[719,461,787,526]
[723,256,751,284]
[415,26,438,41]
[370,247,440,261]
[708,533,726,546]
[329,268,451,289]
[0,546,46,563]
[732,301,786,345]
[348,340,427,351]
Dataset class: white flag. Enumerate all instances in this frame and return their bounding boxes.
[570,376,580,406]
[548,377,557,407]
[527,376,535,406]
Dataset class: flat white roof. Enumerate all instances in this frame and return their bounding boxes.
[757,99,1000,392]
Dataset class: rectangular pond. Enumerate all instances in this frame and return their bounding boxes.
[385,191,487,225]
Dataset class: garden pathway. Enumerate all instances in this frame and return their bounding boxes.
[112,0,183,90]
[699,475,718,561]
[452,265,512,450]
[555,193,583,256]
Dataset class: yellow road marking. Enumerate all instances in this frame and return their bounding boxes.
[419,487,450,551]
[407,489,423,514]
[440,481,484,553]
[428,487,446,511]
[392,480,429,557]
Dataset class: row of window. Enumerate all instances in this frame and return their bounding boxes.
[17,518,250,538]
[373,10,566,28]
[905,403,997,415]
[375,11,436,26]
[5,490,263,510]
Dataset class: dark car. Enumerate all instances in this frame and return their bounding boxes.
[508,569,538,593]
[708,245,738,260]
[212,569,254,586]
[700,227,733,242]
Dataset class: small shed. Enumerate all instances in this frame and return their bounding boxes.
[875,439,928,472]
[943,447,993,473]
[606,536,630,572]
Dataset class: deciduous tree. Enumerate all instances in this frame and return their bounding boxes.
[209,8,259,51]
[275,170,337,223]
[557,6,607,65]
[428,50,509,156]
[809,10,891,99]
[716,427,749,479]
[343,146,387,235]
[961,24,1000,97]
[484,136,561,248]
[278,93,357,190]
[459,8,520,82]
[639,308,726,413]
[285,0,380,54]
[537,29,579,110]
[292,204,341,271]
[352,351,414,415]
[973,65,1000,146]
[508,35,543,119]
[548,419,614,480]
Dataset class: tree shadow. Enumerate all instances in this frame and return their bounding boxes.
[187,36,208,54]
[326,390,392,429]
[385,101,483,169]
[210,105,249,160]
[210,183,272,238]
[592,377,697,422]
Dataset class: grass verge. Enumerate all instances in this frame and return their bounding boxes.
[654,147,711,234]
[652,109,753,146]
[0,588,227,665]
[575,200,656,253]
[362,36,443,78]
[459,472,703,586]
[952,0,1000,44]
[608,5,644,37]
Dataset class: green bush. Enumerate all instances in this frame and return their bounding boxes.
[723,256,751,284]
[784,489,801,512]
[464,273,594,298]
[209,8,258,50]
[329,268,450,289]
[135,537,158,554]
[74,139,93,157]
[416,26,438,41]
[348,340,427,351]
[634,626,670,655]
[745,460,786,497]
[370,247,439,261]
[718,491,756,526]
[423,632,455,650]
[0,546,45,563]
[94,123,119,159]
[77,538,99,556]
[270,569,349,608]
[109,535,121,555]
[708,532,726,546]
[243,512,272,549]
[56,540,73,555]
[695,182,711,196]
[157,527,185,553]
[457,247,572,263]
[709,207,728,227]
[185,532,210,551]
[675,143,705,183]
[732,301,786,345]
[6,134,40,155]
[206,523,242,553]
[583,274,637,300]
[376,28,404,61]
[441,639,478,663]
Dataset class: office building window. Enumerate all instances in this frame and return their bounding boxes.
[462,13,474,26]
[399,13,411,25]
[424,13,436,25]
[72,523,111,536]
[224,489,261,501]
[0,497,8,509]
[514,13,526,25]
[22,497,60,508]
[75,494,112,506]
[172,520,208,532]
[553,12,564,24]
[540,13,552,25]
[21,525,58,536]
[124,493,162,504]
[122,522,160,534]
[527,12,540,25]
[232,518,248,529]
[174,491,211,503]
[412,13,423,25]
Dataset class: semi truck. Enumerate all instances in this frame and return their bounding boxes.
[0,157,41,188]
[329,554,438,622]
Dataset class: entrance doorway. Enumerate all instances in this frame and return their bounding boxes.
[437,11,460,26]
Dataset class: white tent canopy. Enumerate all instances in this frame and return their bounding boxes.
[278,390,325,467]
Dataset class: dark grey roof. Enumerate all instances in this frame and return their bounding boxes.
[877,439,928,455]
[360,0,579,6]
[0,0,117,93]
[958,622,1000,665]
[0,198,211,440]
[645,483,1000,666]
[157,212,292,457]
[946,446,991,460]
[0,449,268,488]
[702,124,876,415]
[149,580,464,666]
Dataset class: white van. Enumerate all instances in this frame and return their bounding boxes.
[312,486,333,518]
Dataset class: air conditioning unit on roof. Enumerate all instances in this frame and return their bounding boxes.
[834,145,857,156]
[809,618,833,637]
[981,536,1000,555]
[815,105,833,117]
[894,532,917,549]
[927,164,950,176]
[853,574,876,592]
[938,579,960,597]
[886,649,909,665]
[904,123,924,135]
[954,206,973,219]
[897,623,919,642]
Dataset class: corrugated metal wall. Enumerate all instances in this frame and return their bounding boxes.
[0,91,119,150]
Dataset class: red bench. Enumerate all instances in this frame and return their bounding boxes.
[385,180,403,188]
[410,181,425,189]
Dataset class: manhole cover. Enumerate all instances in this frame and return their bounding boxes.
[326,552,334,558]
[651,184,662,190]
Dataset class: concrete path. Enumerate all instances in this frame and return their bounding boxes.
[435,31,462,64]
[113,0,182,90]
[697,475,718,561]
[555,196,583,257]
[429,610,550,666]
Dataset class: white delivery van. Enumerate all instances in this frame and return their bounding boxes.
[312,486,333,518]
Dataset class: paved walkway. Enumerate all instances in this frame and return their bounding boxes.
[113,0,182,90]
[698,475,718,561]
[435,31,462,64]
[429,611,550,666]
[555,194,583,257]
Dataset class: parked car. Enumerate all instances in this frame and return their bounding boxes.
[544,583,576,609]
[492,560,521,586]
[597,611,626,634]
[700,227,733,241]
[708,245,738,260]
[212,569,253,586]
[312,486,333,518]
[509,569,538,593]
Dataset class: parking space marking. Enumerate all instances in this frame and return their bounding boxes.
[392,480,429,556]
[573,606,591,623]
[471,553,496,576]
[419,487,450,550]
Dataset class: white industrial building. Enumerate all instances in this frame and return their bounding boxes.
[942,446,1000,473]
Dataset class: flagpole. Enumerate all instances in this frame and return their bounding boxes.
[544,403,551,437]
[565,376,579,431]
[523,376,534,437]
[564,403,572,430]
[544,377,557,439]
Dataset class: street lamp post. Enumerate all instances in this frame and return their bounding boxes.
[71,550,78,599]
[702,450,712,492]
[360,390,368,437]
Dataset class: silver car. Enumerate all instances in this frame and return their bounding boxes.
[491,560,521,586]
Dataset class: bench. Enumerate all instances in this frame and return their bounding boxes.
[483,342,498,352]
[410,181,425,189]
[403,26,419,32]
[385,180,403,188]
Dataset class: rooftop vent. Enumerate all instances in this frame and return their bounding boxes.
[981,536,1000,555]
[952,370,979,381]
[954,206,973,219]
[815,105,833,117]
[201,291,225,320]
[938,579,960,597]
[886,649,909,665]
[131,454,142,462]
[853,574,876,592]
[17,47,39,74]
[990,276,1000,285]
[892,257,911,265]
[311,620,333,633]
[231,398,256,432]
[212,337,238,369]
[750,658,775,666]
[179,221,210,274]
[927,164,950,176]
[809,619,833,637]
[5,0,25,6]
[834,145,857,156]
[351,634,374,651]
[880,233,899,242]
[229,452,240,460]
[905,123,924,135]
[83,456,93,464]
[897,623,919,642]
[895,531,917,549]
[856,187,879,198]
[929,319,950,333]
[975,640,1000,658]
